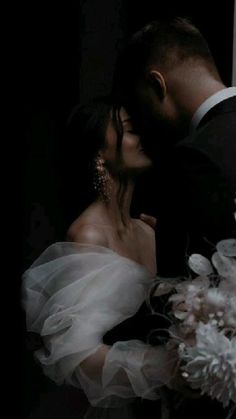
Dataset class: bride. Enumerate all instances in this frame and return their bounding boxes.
[22,99,175,418]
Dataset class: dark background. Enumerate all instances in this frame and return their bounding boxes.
[20,1,235,417]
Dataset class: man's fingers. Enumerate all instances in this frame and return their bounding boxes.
[140,213,157,229]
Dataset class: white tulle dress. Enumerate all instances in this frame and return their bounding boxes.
[22,242,173,418]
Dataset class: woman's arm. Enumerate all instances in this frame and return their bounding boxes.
[80,344,110,379]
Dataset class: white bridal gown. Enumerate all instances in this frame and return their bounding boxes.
[22,242,173,418]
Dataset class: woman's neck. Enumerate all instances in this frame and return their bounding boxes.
[95,178,135,233]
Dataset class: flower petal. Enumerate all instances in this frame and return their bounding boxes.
[216,239,236,257]
[212,252,236,280]
[188,254,214,276]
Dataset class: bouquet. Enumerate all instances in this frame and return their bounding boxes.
[152,237,236,415]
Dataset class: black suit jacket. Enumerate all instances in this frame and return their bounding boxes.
[156,95,236,277]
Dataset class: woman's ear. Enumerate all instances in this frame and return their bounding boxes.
[148,70,167,100]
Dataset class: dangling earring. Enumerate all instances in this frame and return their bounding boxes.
[93,156,112,202]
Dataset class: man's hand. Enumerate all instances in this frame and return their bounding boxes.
[140,213,157,229]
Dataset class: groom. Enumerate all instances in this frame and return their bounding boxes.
[104,17,236,418]
[112,17,236,277]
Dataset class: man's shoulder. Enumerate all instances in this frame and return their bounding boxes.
[177,105,236,152]
[174,110,236,174]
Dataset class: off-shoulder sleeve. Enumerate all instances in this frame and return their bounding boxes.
[22,242,174,407]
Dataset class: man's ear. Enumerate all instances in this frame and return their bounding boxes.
[148,70,167,100]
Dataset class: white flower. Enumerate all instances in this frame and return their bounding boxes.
[187,239,236,281]
[179,322,236,407]
[169,276,210,324]
[216,239,236,257]
[188,254,214,276]
[156,224,236,410]
[202,288,227,316]
[175,276,210,295]
[212,251,236,281]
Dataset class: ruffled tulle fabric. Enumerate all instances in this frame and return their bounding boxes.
[22,242,173,415]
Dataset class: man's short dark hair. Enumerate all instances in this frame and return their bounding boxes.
[112,17,219,105]
[131,17,217,70]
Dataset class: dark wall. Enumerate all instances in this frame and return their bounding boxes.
[21,2,81,272]
[21,4,81,417]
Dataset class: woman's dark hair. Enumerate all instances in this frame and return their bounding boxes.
[62,97,124,225]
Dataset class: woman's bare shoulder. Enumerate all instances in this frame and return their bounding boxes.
[67,215,108,247]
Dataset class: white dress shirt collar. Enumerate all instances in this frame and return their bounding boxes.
[190,87,236,131]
